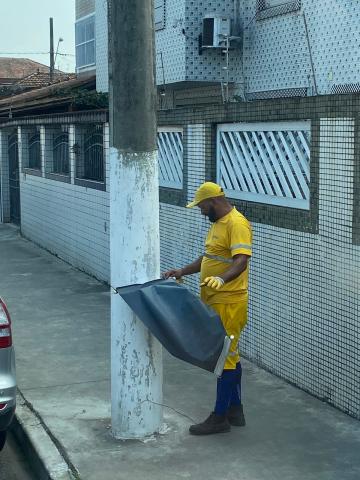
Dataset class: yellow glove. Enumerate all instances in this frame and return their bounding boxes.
[202,276,225,290]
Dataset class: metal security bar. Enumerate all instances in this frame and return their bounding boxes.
[28,132,41,170]
[78,125,104,182]
[8,130,20,224]
[257,0,301,19]
[52,132,69,175]
[157,127,183,189]
[217,121,311,209]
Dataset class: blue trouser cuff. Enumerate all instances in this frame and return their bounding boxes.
[214,362,242,415]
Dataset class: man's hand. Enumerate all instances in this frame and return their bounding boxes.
[202,276,225,290]
[162,268,183,280]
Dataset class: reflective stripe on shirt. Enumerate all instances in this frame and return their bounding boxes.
[204,253,232,264]
[230,243,252,251]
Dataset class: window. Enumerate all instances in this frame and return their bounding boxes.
[75,15,95,70]
[157,127,183,189]
[52,131,69,175]
[217,121,311,210]
[260,0,289,7]
[76,125,104,183]
[28,132,41,170]
[155,0,165,31]
[257,0,301,19]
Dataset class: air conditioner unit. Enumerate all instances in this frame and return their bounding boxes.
[202,14,231,48]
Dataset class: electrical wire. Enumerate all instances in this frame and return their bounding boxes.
[140,399,197,424]
[0,51,75,57]
[0,51,50,55]
[180,29,198,42]
[243,12,258,30]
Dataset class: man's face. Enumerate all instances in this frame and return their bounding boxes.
[198,198,217,222]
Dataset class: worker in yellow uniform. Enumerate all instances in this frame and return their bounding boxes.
[163,182,252,435]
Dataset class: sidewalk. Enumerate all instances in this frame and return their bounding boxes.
[1,223,360,480]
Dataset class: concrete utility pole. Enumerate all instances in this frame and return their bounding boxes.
[108,0,163,439]
[49,18,54,82]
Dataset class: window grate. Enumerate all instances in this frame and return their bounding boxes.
[217,122,311,209]
[76,125,104,183]
[157,128,183,189]
[28,132,41,170]
[257,0,301,19]
[53,132,69,175]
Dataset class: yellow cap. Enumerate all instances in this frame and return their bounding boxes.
[186,182,225,208]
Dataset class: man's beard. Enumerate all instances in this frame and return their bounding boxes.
[207,206,217,223]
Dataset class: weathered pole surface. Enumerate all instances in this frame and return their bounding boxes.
[108,0,163,439]
[49,18,54,82]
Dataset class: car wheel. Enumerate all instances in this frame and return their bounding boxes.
[0,431,6,451]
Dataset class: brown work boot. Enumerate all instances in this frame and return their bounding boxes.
[189,413,231,435]
[227,404,246,427]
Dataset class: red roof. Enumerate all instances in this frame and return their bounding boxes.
[0,58,63,83]
[16,71,76,88]
[0,75,96,117]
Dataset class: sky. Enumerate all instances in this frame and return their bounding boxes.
[0,0,75,72]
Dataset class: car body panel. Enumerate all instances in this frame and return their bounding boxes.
[0,300,16,433]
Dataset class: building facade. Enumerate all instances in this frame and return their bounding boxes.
[0,0,359,419]
[90,0,360,99]
[75,0,96,76]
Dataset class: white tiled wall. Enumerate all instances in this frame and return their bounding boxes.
[155,0,187,85]
[95,0,108,92]
[1,115,359,417]
[20,177,110,282]
[159,118,360,418]
[184,0,242,84]
[76,0,95,20]
[93,0,360,96]
[241,0,360,96]
[18,124,110,282]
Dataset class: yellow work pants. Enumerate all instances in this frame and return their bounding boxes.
[211,296,248,370]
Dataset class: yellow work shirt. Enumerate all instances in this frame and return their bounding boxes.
[200,207,252,306]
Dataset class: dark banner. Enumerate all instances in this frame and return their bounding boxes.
[116,279,230,376]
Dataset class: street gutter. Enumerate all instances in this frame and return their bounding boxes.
[10,390,80,480]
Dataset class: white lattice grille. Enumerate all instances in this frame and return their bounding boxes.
[217,121,311,209]
[157,127,183,189]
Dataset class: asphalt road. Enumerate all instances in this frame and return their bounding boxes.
[0,431,36,479]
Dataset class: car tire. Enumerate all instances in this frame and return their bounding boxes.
[0,431,6,451]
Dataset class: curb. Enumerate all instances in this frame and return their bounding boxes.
[11,391,79,480]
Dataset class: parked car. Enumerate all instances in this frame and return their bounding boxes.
[0,298,16,451]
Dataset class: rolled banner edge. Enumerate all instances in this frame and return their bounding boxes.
[213,336,232,378]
